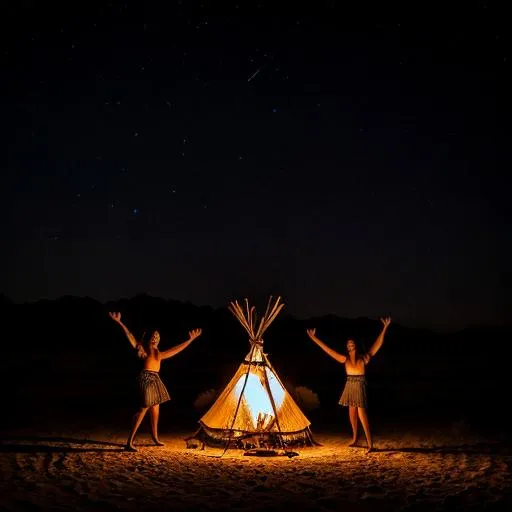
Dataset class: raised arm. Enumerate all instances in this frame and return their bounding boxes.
[367,317,391,358]
[109,312,139,349]
[160,328,202,360]
[306,328,347,364]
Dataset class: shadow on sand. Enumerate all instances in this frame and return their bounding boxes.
[0,435,176,453]
[0,436,127,453]
[372,442,512,456]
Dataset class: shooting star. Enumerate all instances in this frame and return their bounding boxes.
[247,67,263,83]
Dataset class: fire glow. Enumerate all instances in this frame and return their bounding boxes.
[234,369,286,429]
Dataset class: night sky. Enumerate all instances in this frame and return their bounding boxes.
[2,2,509,331]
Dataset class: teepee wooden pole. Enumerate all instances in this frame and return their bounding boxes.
[255,315,266,340]
[254,296,271,339]
[230,301,252,336]
[264,306,284,333]
[255,296,279,339]
[245,299,252,337]
[263,295,273,323]
[219,341,257,457]
[259,300,284,336]
[249,306,256,339]
[261,355,286,451]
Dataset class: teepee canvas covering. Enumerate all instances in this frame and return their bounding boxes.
[191,297,316,448]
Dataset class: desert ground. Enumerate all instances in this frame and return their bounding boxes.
[2,417,511,512]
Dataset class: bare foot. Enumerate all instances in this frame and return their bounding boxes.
[125,444,138,452]
[348,440,358,447]
[366,446,374,454]
[152,438,165,446]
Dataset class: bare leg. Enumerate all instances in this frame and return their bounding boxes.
[126,407,148,451]
[150,404,165,446]
[348,406,358,446]
[357,407,373,453]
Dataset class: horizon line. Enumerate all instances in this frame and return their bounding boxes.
[1,291,510,335]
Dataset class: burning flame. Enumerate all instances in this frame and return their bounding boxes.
[234,368,286,430]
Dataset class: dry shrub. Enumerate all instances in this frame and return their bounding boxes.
[294,386,320,411]
[194,389,218,411]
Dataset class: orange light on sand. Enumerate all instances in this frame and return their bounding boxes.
[234,369,286,429]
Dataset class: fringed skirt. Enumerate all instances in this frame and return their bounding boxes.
[339,375,368,408]
[137,370,171,407]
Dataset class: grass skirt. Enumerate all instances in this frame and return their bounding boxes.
[339,375,367,408]
[137,370,171,407]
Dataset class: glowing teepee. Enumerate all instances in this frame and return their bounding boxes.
[189,296,316,450]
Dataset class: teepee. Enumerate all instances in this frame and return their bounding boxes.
[188,296,317,450]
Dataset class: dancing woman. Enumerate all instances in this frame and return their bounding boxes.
[109,311,202,451]
[306,317,391,453]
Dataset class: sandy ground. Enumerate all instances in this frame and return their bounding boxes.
[1,425,511,511]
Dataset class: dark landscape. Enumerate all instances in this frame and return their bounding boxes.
[1,294,511,510]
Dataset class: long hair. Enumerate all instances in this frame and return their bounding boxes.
[136,328,159,359]
[136,329,149,359]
